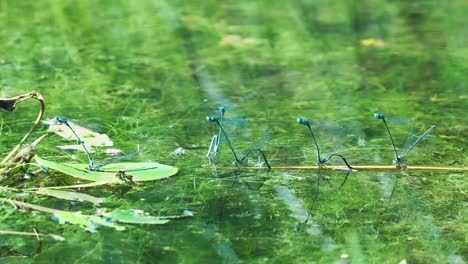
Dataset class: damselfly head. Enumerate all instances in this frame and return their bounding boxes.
[296,117,310,126]
[217,105,227,113]
[54,116,68,124]
[373,113,385,120]
[206,116,218,122]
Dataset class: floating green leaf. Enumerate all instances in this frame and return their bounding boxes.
[53,211,125,232]
[34,189,106,204]
[35,156,177,182]
[53,209,169,232]
[105,209,170,224]
[64,162,179,182]
[53,211,98,232]
[2,199,170,232]
[86,215,126,231]
[34,156,116,182]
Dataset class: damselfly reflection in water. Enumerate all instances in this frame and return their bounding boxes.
[296,169,352,231]
[373,113,436,167]
[53,117,150,176]
[205,106,271,169]
[377,171,402,202]
[295,116,356,222]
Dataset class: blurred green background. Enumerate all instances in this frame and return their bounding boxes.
[0,0,466,263]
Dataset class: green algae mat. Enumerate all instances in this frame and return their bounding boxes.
[0,0,466,263]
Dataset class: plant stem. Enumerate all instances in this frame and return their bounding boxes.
[1,91,45,164]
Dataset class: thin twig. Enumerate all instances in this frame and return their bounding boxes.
[0,198,60,214]
[210,165,466,172]
[0,230,43,236]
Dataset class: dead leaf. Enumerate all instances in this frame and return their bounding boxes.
[219,35,260,48]
[44,118,113,152]
[360,38,386,48]
[105,148,123,156]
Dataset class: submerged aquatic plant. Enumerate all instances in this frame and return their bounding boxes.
[0,92,462,240]
[0,91,184,237]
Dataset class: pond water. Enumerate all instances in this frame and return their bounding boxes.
[0,0,466,263]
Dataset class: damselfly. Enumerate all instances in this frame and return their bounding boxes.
[296,117,353,169]
[205,106,249,158]
[206,105,227,158]
[54,117,145,172]
[373,113,436,166]
[206,107,271,169]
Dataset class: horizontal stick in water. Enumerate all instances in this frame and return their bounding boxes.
[210,165,466,172]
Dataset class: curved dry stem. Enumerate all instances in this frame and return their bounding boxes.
[1,91,45,164]
[0,198,59,214]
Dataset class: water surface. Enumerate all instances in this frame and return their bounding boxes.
[0,0,466,263]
